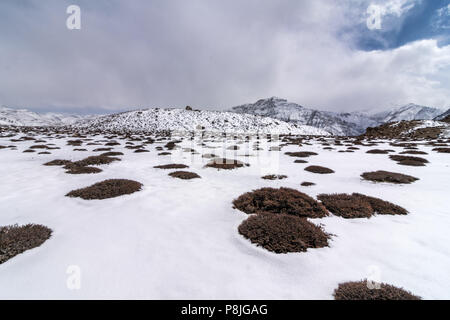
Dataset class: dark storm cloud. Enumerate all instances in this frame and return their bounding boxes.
[0,0,449,113]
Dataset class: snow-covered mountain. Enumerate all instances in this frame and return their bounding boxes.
[230,98,446,136]
[371,103,444,123]
[0,106,95,126]
[434,108,450,122]
[71,107,328,135]
[231,97,378,136]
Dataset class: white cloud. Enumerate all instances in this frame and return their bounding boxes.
[0,0,448,112]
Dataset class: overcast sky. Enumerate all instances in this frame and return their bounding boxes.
[0,0,449,114]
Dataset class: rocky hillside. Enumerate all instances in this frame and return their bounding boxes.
[71,107,329,135]
[363,120,450,139]
[231,97,446,136]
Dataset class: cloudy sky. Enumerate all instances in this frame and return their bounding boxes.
[0,0,449,114]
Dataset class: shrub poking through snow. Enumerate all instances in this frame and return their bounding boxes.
[72,155,120,167]
[366,149,390,154]
[206,158,247,170]
[44,159,72,166]
[238,213,329,253]
[233,187,328,218]
[361,170,418,184]
[432,147,450,153]
[65,165,103,174]
[389,155,428,167]
[305,165,334,174]
[154,163,189,169]
[168,171,201,180]
[400,150,428,155]
[0,224,52,264]
[301,182,315,187]
[285,151,318,158]
[294,159,308,163]
[333,281,421,300]
[100,152,124,157]
[261,174,288,180]
[317,193,407,218]
[66,179,142,200]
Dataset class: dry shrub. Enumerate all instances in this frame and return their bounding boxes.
[30,145,49,149]
[66,179,142,200]
[389,155,428,164]
[23,149,35,153]
[301,182,315,187]
[44,159,72,166]
[67,139,83,146]
[227,145,240,150]
[0,224,52,264]
[65,166,102,174]
[285,151,318,158]
[158,152,171,156]
[154,163,189,169]
[317,193,407,218]
[73,148,87,151]
[134,149,149,153]
[261,174,288,180]
[105,142,120,146]
[206,158,247,170]
[333,281,420,300]
[294,159,308,164]
[361,171,418,184]
[100,152,124,157]
[400,150,428,155]
[168,171,201,180]
[93,147,112,152]
[38,151,51,155]
[72,155,120,167]
[432,147,450,153]
[305,165,334,174]
[233,187,328,218]
[238,214,329,253]
[366,149,390,154]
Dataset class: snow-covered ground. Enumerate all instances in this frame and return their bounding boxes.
[0,131,449,299]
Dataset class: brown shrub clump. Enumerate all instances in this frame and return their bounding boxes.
[233,187,328,218]
[333,281,421,300]
[72,155,120,167]
[261,174,288,180]
[168,171,201,180]
[317,193,407,219]
[44,159,72,166]
[238,214,329,253]
[100,152,124,157]
[361,171,418,184]
[66,179,143,200]
[0,224,52,264]
[65,166,103,174]
[432,147,450,153]
[366,149,390,154]
[294,159,308,164]
[154,163,189,169]
[285,151,318,158]
[400,150,428,155]
[389,155,428,167]
[305,165,334,174]
[206,158,247,170]
[301,182,315,187]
